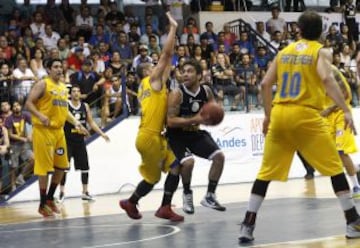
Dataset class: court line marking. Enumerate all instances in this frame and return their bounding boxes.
[0,223,181,247]
[246,235,341,247]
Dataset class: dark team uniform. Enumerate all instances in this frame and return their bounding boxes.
[166,84,220,162]
[64,101,89,171]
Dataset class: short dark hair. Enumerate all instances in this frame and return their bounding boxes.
[183,59,202,76]
[46,58,62,69]
[298,10,322,40]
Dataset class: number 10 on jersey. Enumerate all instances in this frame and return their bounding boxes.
[280,72,301,98]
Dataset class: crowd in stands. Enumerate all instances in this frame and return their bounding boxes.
[0,0,360,198]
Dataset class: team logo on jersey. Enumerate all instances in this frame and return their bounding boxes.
[295,42,308,51]
[56,147,65,155]
[191,101,200,112]
[75,113,81,120]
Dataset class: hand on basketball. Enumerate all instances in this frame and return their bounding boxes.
[344,112,357,135]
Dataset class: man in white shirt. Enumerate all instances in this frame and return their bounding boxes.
[12,58,36,104]
[40,24,60,52]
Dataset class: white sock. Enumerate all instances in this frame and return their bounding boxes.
[248,194,264,212]
[337,192,355,211]
[349,175,360,188]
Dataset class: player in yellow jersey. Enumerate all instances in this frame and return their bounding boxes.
[321,65,360,197]
[119,12,184,222]
[239,11,360,243]
[25,58,88,217]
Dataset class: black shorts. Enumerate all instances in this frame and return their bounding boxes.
[67,140,89,171]
[166,130,220,163]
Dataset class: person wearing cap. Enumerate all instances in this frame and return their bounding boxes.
[131,44,152,72]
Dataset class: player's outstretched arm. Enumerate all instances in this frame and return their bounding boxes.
[150,12,178,91]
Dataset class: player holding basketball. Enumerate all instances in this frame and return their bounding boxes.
[321,65,360,197]
[167,59,226,214]
[119,11,184,222]
[239,11,360,243]
[25,58,88,217]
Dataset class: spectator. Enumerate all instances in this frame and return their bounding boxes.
[270,30,283,49]
[0,37,13,65]
[70,36,91,58]
[67,46,85,71]
[30,11,45,38]
[256,22,271,45]
[199,58,213,87]
[59,0,75,25]
[148,35,161,56]
[5,101,33,191]
[70,59,102,107]
[12,37,30,64]
[132,44,152,72]
[89,24,110,47]
[44,0,65,27]
[111,31,133,66]
[76,6,94,41]
[19,0,34,21]
[57,38,70,61]
[180,23,200,45]
[223,23,237,48]
[212,53,240,110]
[30,48,47,80]
[105,2,125,25]
[200,21,217,45]
[326,25,343,52]
[199,35,216,65]
[214,31,232,55]
[12,57,36,104]
[140,24,160,46]
[0,101,12,121]
[0,63,12,103]
[237,31,255,57]
[91,50,106,76]
[266,6,287,39]
[40,24,60,52]
[128,23,141,56]
[229,43,243,68]
[108,51,124,76]
[343,0,358,44]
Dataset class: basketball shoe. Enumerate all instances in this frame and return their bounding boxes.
[346,218,360,239]
[183,192,194,214]
[119,199,142,219]
[200,192,226,211]
[155,205,184,222]
[238,223,255,243]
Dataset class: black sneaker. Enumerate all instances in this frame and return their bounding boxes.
[200,192,226,211]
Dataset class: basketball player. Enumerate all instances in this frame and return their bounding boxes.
[119,12,184,222]
[59,85,110,203]
[321,65,360,197]
[25,58,88,217]
[239,11,360,243]
[166,59,226,214]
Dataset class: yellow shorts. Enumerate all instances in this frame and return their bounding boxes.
[33,127,69,176]
[257,105,343,181]
[327,110,357,154]
[136,130,177,184]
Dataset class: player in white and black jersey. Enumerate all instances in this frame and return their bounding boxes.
[166,59,226,214]
[60,84,110,202]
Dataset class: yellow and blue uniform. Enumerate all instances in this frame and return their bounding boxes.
[325,66,357,154]
[32,76,69,176]
[257,39,343,181]
[136,76,177,184]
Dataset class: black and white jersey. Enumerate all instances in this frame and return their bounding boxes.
[167,84,209,133]
[64,101,87,142]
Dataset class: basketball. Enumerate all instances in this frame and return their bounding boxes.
[200,102,224,126]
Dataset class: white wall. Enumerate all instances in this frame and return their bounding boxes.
[11,108,360,202]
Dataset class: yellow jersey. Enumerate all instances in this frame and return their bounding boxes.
[32,76,68,129]
[273,39,325,110]
[137,76,167,133]
[324,65,352,108]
